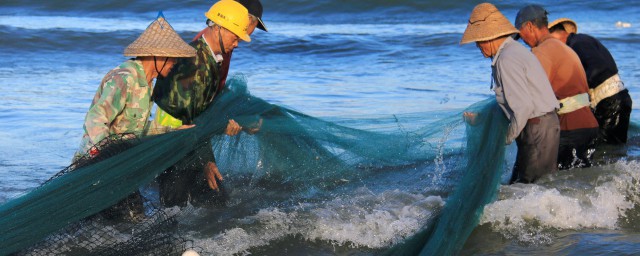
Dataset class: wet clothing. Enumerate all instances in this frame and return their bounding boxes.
[566,33,632,144]
[593,89,632,144]
[77,59,155,156]
[157,140,227,207]
[511,112,560,184]
[532,35,599,169]
[152,36,225,207]
[492,37,560,183]
[558,128,598,169]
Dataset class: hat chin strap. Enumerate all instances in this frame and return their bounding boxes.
[154,56,169,79]
[217,28,227,55]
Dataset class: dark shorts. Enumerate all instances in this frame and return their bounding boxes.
[594,89,632,144]
[157,141,227,207]
[558,127,599,170]
[511,112,560,184]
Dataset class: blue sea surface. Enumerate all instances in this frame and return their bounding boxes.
[0,0,639,255]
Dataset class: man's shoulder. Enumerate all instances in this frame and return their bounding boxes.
[567,33,601,48]
[572,33,597,42]
[539,36,566,49]
[535,37,572,58]
[190,38,212,56]
[501,40,527,54]
[498,41,532,64]
[102,60,141,88]
[112,60,141,76]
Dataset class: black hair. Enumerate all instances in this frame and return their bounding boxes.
[549,24,566,33]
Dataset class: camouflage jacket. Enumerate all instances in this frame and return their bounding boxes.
[153,37,222,125]
[78,60,153,155]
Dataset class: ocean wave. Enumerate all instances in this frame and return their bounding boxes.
[479,160,640,244]
[0,16,467,54]
[0,15,466,35]
[191,188,443,254]
[1,0,635,14]
[0,15,201,32]
[0,0,484,15]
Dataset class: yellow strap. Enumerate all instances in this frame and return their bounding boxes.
[156,108,182,128]
[557,93,590,115]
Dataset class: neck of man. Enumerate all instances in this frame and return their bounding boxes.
[551,30,569,44]
[533,28,551,47]
[489,36,508,57]
[138,57,159,86]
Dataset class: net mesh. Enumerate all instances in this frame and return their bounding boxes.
[0,75,509,255]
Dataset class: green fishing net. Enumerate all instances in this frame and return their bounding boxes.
[0,75,509,255]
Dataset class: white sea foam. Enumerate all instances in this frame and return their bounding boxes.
[479,160,640,244]
[196,208,297,255]
[194,188,443,254]
[302,189,443,248]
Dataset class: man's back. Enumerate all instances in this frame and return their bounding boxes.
[566,33,618,89]
[532,35,598,131]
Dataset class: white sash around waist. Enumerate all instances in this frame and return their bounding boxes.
[557,92,590,115]
[589,74,625,108]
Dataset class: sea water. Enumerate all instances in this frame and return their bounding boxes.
[0,0,639,255]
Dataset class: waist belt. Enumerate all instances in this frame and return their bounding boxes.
[557,92,590,115]
[527,111,554,125]
[588,74,624,108]
[527,117,540,125]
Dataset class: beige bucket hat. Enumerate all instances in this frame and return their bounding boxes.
[460,3,520,44]
[124,14,196,57]
[548,18,578,34]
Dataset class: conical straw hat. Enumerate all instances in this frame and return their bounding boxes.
[549,18,578,34]
[124,14,196,57]
[460,3,520,45]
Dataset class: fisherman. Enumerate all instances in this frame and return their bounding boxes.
[75,13,195,160]
[461,3,560,184]
[75,13,196,219]
[548,18,632,145]
[515,5,600,170]
[191,0,268,90]
[151,0,257,207]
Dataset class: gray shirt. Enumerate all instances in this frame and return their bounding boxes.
[491,37,559,144]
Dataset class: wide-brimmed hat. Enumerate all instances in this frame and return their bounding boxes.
[548,18,578,34]
[124,13,196,57]
[460,3,520,44]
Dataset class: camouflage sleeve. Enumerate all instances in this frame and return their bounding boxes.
[153,39,222,125]
[83,72,129,146]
